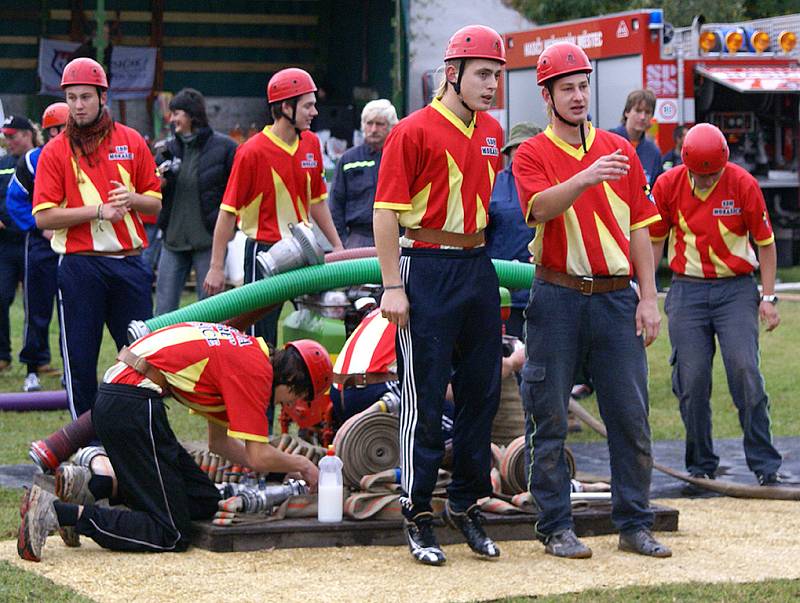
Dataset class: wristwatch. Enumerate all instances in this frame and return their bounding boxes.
[761,294,779,305]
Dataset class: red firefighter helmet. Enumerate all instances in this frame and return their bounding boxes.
[61,57,108,89]
[285,339,333,400]
[445,25,506,64]
[41,102,70,129]
[536,42,593,86]
[267,68,317,104]
[681,123,730,174]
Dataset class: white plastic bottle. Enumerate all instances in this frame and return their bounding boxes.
[317,445,344,522]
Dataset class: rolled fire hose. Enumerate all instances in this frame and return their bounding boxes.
[568,398,800,501]
[0,390,68,412]
[333,409,401,488]
[142,258,534,333]
[500,435,576,495]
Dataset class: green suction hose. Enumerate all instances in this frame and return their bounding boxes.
[144,258,534,332]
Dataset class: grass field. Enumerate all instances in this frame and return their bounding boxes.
[0,277,798,601]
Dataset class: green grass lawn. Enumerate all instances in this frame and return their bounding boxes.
[0,278,798,601]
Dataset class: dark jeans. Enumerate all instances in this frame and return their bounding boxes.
[57,255,153,418]
[243,238,280,346]
[20,232,59,367]
[155,247,211,315]
[396,247,501,517]
[522,279,654,537]
[665,275,782,477]
[0,238,25,362]
[80,383,220,552]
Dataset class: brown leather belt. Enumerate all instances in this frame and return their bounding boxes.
[536,265,630,295]
[405,227,484,249]
[75,249,142,257]
[333,372,397,388]
[116,347,171,394]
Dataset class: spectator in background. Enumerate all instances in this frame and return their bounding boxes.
[485,121,539,338]
[0,115,38,374]
[5,104,68,392]
[610,89,662,187]
[330,99,398,248]
[154,88,236,315]
[661,125,687,172]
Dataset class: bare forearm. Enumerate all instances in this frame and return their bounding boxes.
[35,205,97,230]
[530,171,590,224]
[630,228,658,300]
[310,202,343,248]
[209,210,237,270]
[373,209,401,286]
[245,440,313,475]
[130,193,161,215]
[651,239,666,273]
[757,243,777,295]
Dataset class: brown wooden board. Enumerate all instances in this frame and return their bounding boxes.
[189,504,679,553]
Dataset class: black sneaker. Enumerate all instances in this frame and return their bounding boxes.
[682,472,715,496]
[404,512,446,566]
[443,502,500,559]
[757,472,782,487]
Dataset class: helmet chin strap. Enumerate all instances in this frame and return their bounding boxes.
[451,59,477,116]
[547,81,588,153]
[280,98,303,138]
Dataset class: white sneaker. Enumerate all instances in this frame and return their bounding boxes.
[23,373,42,393]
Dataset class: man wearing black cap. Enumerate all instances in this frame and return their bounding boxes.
[0,116,39,373]
[154,88,237,314]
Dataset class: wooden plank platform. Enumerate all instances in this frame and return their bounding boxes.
[190,504,679,553]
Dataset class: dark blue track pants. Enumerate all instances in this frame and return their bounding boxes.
[396,247,501,518]
[57,254,153,418]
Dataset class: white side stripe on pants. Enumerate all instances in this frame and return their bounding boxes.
[397,255,418,509]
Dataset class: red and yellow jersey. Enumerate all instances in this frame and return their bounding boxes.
[373,98,504,248]
[650,163,774,278]
[103,322,273,443]
[333,309,396,390]
[32,124,161,254]
[513,125,660,276]
[220,127,326,244]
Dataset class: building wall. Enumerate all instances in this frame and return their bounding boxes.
[406,0,533,123]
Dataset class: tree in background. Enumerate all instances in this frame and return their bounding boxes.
[505,0,798,27]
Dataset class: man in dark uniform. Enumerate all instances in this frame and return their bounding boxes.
[330,99,398,248]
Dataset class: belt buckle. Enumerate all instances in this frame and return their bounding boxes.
[354,374,368,388]
[579,276,594,295]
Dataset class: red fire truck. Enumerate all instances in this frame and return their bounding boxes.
[501,10,800,264]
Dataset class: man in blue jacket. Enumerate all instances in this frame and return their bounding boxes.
[0,115,38,377]
[329,99,397,248]
[6,104,68,392]
[610,89,662,187]
[485,121,539,338]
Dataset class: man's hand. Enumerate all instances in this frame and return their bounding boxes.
[108,180,134,208]
[759,301,780,332]
[101,200,130,224]
[381,288,410,328]
[296,458,319,492]
[635,297,661,347]
[580,150,630,187]
[203,266,226,296]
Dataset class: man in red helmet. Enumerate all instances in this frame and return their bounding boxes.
[651,123,783,489]
[32,57,161,419]
[513,42,669,559]
[203,67,343,347]
[5,103,70,392]
[374,24,505,566]
[17,322,331,562]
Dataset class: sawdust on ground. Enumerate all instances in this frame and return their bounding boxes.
[4,498,799,603]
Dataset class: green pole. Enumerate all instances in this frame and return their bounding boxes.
[94,0,106,66]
